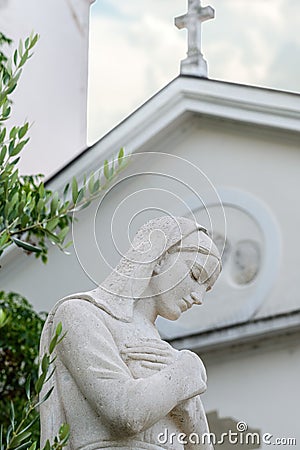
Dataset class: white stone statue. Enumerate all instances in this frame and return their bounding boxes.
[40,216,221,450]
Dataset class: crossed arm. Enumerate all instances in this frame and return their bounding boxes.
[54,299,207,437]
[122,339,213,450]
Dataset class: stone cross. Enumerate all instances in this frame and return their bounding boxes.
[175,0,215,77]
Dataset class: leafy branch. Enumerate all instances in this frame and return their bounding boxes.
[1,323,69,450]
[0,145,127,263]
[0,32,129,264]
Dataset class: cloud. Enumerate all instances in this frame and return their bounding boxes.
[88,10,185,144]
[88,0,300,144]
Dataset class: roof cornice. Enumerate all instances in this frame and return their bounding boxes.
[169,309,300,353]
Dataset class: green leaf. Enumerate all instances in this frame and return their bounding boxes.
[6,424,12,446]
[50,192,59,215]
[20,214,29,228]
[49,335,58,354]
[29,34,39,49]
[43,440,51,450]
[0,308,7,326]
[36,198,44,215]
[13,49,18,65]
[44,229,60,244]
[8,191,19,213]
[63,240,73,249]
[9,126,18,140]
[103,160,110,179]
[45,366,56,384]
[18,39,23,57]
[0,231,9,248]
[35,370,47,395]
[12,238,42,253]
[28,443,36,450]
[41,354,50,372]
[0,146,6,165]
[19,51,29,68]
[25,375,31,401]
[12,440,32,450]
[88,172,95,194]
[76,187,84,203]
[72,177,78,203]
[35,386,54,408]
[10,401,15,429]
[118,147,124,164]
[92,179,100,194]
[10,138,29,157]
[56,322,63,336]
[59,423,70,441]
[57,226,69,242]
[46,217,59,232]
[11,169,19,185]
[38,183,45,197]
[10,156,21,166]
[9,429,31,447]
[0,127,6,143]
[3,105,11,118]
[16,416,38,436]
[18,123,28,139]
[63,182,69,199]
[110,158,115,177]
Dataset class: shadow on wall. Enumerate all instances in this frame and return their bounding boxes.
[207,411,261,449]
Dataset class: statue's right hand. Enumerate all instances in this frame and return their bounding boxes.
[121,338,179,372]
[121,340,207,393]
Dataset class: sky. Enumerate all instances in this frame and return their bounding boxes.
[87,0,300,145]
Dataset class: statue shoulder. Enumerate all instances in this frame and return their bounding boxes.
[54,297,106,323]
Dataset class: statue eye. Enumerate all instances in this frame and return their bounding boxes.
[190,266,201,281]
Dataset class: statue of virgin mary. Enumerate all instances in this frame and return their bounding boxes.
[40,216,221,450]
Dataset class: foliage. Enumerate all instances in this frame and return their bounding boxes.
[0,33,12,76]
[0,32,127,264]
[0,321,70,450]
[0,292,45,441]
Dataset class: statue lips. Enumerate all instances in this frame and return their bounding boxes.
[182,295,194,311]
[181,298,191,311]
[190,292,203,305]
[179,292,204,312]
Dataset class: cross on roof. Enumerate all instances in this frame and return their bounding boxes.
[175,0,215,77]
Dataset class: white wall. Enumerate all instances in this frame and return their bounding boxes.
[202,334,300,448]
[0,0,93,178]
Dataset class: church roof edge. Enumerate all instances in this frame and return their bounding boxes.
[46,76,300,189]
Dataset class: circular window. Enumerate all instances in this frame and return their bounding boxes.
[157,188,281,340]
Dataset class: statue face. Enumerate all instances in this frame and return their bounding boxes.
[149,231,221,321]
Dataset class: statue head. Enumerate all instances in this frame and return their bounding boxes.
[146,225,221,320]
[98,216,221,322]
